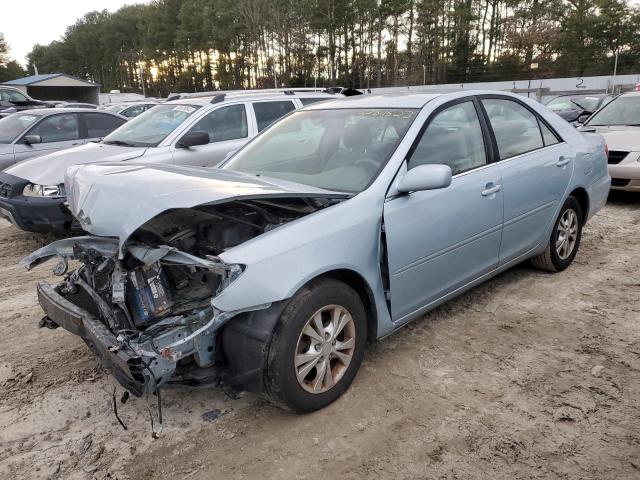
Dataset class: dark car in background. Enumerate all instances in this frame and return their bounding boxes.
[546,93,615,124]
[0,86,52,118]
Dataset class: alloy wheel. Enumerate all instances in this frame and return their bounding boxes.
[556,208,578,260]
[294,305,356,394]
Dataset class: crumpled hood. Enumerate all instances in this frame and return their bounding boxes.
[5,142,147,184]
[592,125,640,152]
[65,162,340,248]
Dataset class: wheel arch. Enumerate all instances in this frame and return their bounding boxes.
[568,187,590,223]
[221,268,379,393]
[315,268,378,342]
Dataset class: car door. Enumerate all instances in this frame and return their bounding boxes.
[171,103,250,167]
[13,113,83,162]
[383,99,504,323]
[80,112,127,143]
[480,96,573,264]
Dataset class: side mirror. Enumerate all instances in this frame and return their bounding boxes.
[577,113,591,124]
[576,125,596,133]
[176,131,209,148]
[397,164,452,193]
[23,135,42,145]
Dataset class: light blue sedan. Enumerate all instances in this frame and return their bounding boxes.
[24,91,610,418]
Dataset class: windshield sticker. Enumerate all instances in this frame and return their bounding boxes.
[357,110,414,119]
[173,105,196,114]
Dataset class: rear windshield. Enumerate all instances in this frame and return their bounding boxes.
[0,113,40,144]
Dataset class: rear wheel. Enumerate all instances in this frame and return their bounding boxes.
[531,196,583,272]
[262,278,366,413]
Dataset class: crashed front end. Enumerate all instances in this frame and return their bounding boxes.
[24,234,250,397]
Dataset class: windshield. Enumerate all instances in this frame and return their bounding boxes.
[223,108,417,193]
[586,95,640,126]
[547,95,602,112]
[103,104,200,147]
[0,113,40,144]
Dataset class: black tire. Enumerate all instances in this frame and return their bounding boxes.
[531,196,583,272]
[262,278,367,413]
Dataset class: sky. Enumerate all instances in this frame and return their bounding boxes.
[1,0,146,67]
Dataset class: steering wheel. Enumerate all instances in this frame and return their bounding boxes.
[355,157,380,175]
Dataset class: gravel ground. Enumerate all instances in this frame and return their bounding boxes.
[0,192,638,480]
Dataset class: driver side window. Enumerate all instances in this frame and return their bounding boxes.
[408,101,487,175]
[27,114,80,143]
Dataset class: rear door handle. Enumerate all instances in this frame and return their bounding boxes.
[556,156,571,167]
[481,183,502,196]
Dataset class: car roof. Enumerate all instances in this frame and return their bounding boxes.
[15,108,125,117]
[303,93,443,110]
[168,91,342,106]
[105,101,158,107]
[551,93,610,99]
[619,90,640,97]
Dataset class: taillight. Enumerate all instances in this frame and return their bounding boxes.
[604,144,609,157]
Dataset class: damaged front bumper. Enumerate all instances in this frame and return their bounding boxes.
[25,236,268,397]
[37,281,149,396]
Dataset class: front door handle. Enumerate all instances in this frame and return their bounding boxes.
[481,183,502,196]
[556,156,571,167]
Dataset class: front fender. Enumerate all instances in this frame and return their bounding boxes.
[212,190,395,338]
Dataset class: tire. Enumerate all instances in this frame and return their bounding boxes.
[531,196,583,272]
[262,278,367,413]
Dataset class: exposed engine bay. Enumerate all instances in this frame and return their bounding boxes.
[23,197,338,403]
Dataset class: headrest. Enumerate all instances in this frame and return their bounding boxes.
[343,123,372,150]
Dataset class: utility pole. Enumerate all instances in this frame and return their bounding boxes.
[423,65,426,85]
[610,50,619,94]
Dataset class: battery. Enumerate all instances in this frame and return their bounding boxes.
[127,262,173,327]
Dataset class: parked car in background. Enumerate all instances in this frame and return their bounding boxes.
[0,86,51,118]
[546,93,615,124]
[0,109,128,231]
[23,91,609,417]
[100,101,160,118]
[52,101,98,109]
[579,90,640,192]
[0,109,127,170]
[0,91,339,232]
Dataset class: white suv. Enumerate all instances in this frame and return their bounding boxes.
[0,90,340,232]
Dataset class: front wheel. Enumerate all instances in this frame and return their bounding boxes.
[262,278,367,413]
[531,196,583,272]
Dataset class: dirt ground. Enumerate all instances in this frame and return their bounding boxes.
[0,192,639,480]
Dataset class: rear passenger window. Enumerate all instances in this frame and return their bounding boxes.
[187,104,248,143]
[539,120,560,146]
[83,113,126,138]
[482,99,544,159]
[253,101,295,132]
[408,101,487,175]
[28,114,80,143]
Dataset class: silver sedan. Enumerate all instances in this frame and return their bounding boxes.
[24,90,610,418]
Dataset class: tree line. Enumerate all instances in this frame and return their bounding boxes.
[14,0,640,96]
